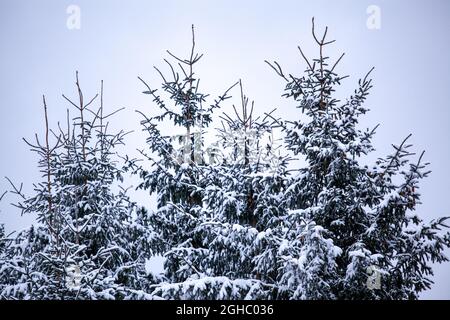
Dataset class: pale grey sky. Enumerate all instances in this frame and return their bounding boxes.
[0,0,449,299]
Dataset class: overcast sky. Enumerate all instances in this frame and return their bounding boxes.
[0,0,449,299]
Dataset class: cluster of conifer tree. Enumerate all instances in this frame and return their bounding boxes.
[1,21,449,300]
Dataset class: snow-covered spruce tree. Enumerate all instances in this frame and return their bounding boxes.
[0,76,152,299]
[265,18,450,299]
[160,82,292,299]
[130,26,287,298]
[187,81,293,299]
[0,97,64,299]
